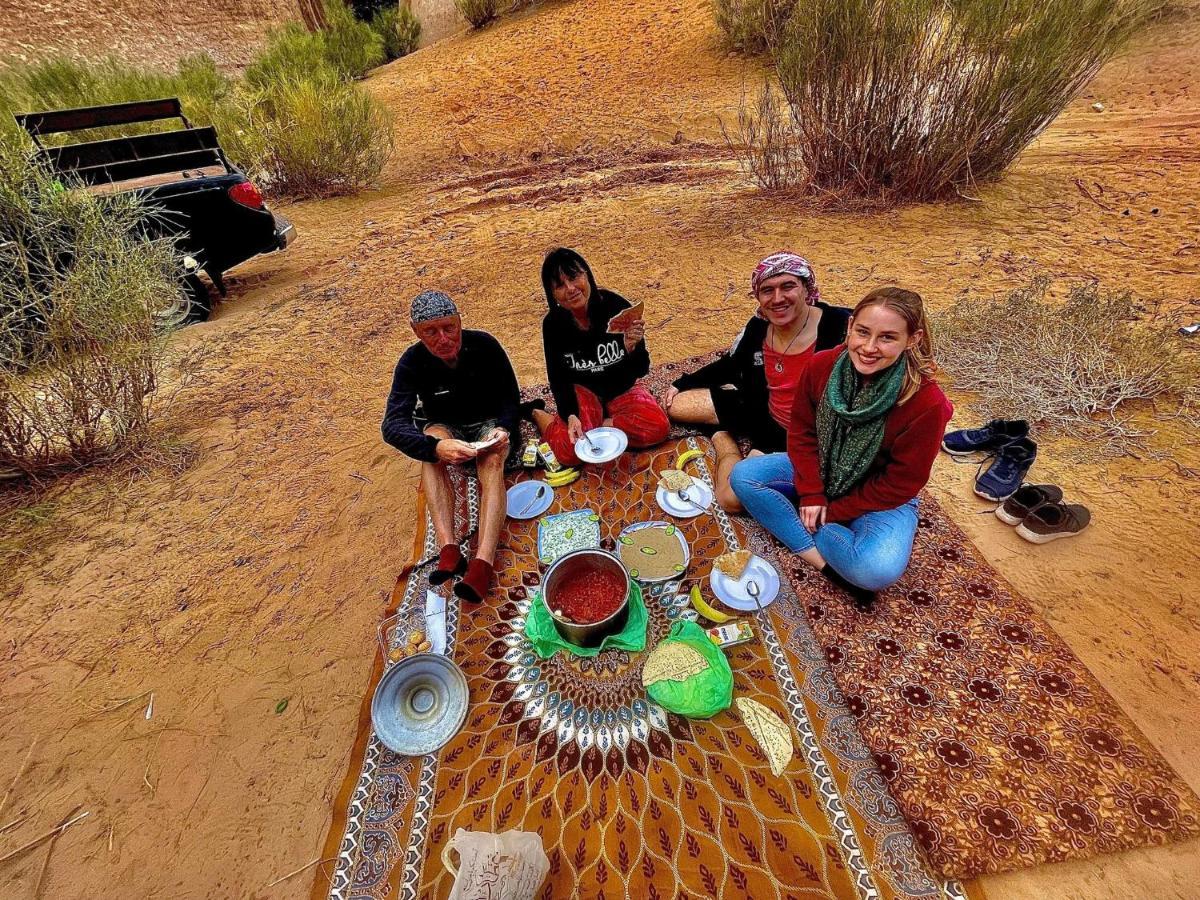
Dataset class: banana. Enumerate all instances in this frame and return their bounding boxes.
[675,448,703,471]
[689,584,733,623]
[545,468,580,487]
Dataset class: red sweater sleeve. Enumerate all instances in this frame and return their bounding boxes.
[826,388,954,521]
[788,349,836,507]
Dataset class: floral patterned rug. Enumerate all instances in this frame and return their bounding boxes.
[314,436,980,900]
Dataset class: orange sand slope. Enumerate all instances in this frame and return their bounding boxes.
[1,1,1198,898]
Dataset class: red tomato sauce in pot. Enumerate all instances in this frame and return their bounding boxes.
[554,568,626,624]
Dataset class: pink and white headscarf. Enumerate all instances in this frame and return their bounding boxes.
[750,251,820,304]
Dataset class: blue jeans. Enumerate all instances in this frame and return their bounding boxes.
[729,452,919,591]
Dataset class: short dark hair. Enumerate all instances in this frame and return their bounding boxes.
[540,247,599,311]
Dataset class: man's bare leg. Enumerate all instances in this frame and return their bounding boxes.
[666,388,721,426]
[712,431,747,513]
[472,438,509,565]
[423,425,466,584]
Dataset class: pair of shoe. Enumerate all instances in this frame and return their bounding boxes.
[941,419,1037,502]
[996,484,1091,543]
[429,544,494,603]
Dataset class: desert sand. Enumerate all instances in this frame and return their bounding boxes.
[1,0,1198,897]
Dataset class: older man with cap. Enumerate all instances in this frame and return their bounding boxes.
[663,252,851,512]
[382,290,522,603]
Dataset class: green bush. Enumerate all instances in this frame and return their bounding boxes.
[760,0,1159,201]
[322,0,387,78]
[712,0,796,53]
[232,77,393,198]
[457,0,501,29]
[0,54,231,144]
[371,4,422,61]
[0,138,181,477]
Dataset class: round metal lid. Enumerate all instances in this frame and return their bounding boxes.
[371,652,469,756]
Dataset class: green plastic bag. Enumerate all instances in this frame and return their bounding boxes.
[525,581,648,659]
[644,620,733,719]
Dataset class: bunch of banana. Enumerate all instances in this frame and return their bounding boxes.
[545,467,580,487]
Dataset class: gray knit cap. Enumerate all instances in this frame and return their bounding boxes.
[409,290,459,324]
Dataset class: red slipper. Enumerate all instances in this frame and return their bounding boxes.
[429,544,466,586]
[453,558,494,604]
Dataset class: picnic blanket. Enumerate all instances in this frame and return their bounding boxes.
[315,437,979,900]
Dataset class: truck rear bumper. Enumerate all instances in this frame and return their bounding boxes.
[274,215,296,250]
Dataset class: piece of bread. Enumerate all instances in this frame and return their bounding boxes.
[658,469,693,492]
[714,550,752,580]
[607,301,644,334]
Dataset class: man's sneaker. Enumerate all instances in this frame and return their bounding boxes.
[1016,501,1091,544]
[974,437,1037,502]
[995,483,1062,525]
[942,419,1029,457]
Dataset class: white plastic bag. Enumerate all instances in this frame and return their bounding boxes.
[442,828,550,900]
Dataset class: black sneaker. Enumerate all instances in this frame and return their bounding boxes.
[1016,501,1091,544]
[974,437,1037,502]
[995,483,1062,525]
[942,419,1029,457]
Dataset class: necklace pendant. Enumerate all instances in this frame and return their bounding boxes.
[774,361,784,373]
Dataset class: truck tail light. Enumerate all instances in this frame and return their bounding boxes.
[228,181,265,209]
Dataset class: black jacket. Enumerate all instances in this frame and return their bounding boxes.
[672,301,851,409]
[542,288,650,419]
[381,330,521,463]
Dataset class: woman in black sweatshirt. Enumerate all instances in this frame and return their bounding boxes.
[532,248,669,466]
[664,252,850,512]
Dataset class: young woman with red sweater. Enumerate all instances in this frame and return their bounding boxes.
[730,287,953,609]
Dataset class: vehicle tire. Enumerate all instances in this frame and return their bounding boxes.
[182,272,214,324]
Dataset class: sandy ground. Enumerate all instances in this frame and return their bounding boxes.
[2,0,1199,897]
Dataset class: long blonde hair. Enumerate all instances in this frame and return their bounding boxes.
[851,287,937,404]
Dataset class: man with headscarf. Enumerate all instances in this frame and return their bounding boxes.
[664,252,851,512]
[382,290,522,603]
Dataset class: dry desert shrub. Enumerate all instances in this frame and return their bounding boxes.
[749,0,1162,202]
[232,77,394,199]
[721,79,806,191]
[371,3,423,60]
[457,0,502,28]
[933,277,1199,450]
[713,0,798,53]
[0,141,185,479]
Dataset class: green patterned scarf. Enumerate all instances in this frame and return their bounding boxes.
[816,350,906,499]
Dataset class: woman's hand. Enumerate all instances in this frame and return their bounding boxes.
[800,505,827,533]
[623,318,645,352]
[567,415,584,443]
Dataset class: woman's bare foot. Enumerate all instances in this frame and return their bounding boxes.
[712,431,745,512]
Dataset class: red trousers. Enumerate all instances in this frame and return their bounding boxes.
[544,384,670,466]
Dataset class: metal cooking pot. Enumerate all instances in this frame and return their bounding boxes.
[543,548,631,647]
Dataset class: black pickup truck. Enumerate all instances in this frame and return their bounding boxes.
[15,97,294,325]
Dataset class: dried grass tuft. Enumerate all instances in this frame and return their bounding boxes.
[721,78,806,192]
[933,277,1200,453]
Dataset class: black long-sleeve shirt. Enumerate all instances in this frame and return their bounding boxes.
[381,330,520,463]
[541,289,650,419]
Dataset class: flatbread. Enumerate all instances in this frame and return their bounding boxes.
[735,697,794,777]
[642,641,710,687]
[658,469,693,493]
[714,550,752,580]
[607,301,644,334]
[617,524,686,580]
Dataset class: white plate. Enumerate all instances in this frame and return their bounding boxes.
[655,479,714,518]
[618,521,690,583]
[574,427,628,464]
[506,480,553,520]
[708,554,780,611]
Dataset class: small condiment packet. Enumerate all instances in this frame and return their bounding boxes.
[708,621,754,648]
[424,590,447,655]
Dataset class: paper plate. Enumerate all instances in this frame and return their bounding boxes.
[371,653,468,756]
[506,480,553,520]
[617,521,690,583]
[709,554,781,612]
[574,427,628,464]
[655,479,714,519]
